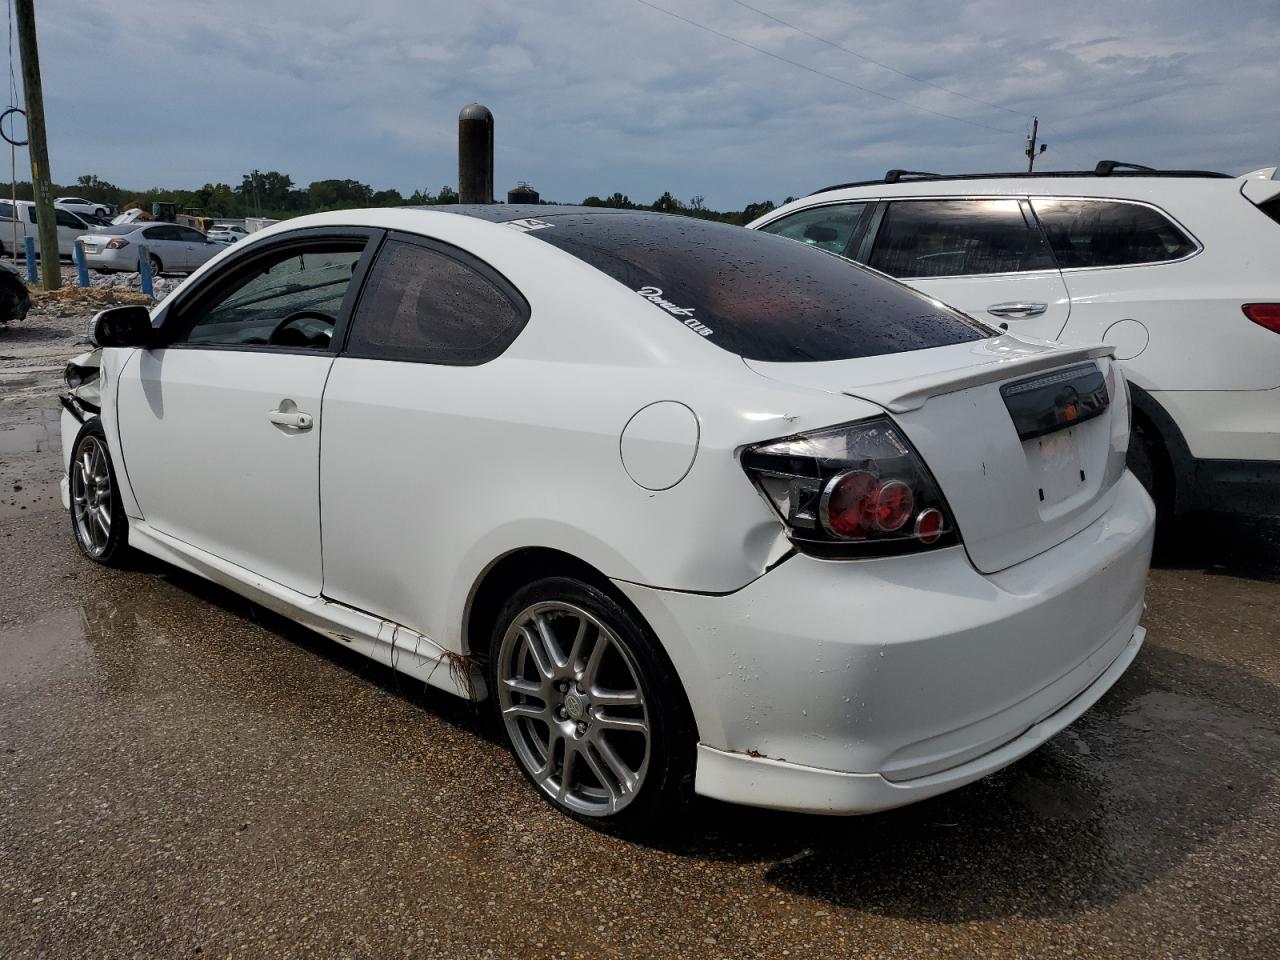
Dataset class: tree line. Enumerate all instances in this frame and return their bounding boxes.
[3,172,785,225]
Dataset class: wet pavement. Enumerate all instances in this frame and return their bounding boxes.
[2,319,1279,958]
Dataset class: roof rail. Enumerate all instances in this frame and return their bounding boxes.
[883,169,940,184]
[1094,160,1156,176]
[811,162,1231,195]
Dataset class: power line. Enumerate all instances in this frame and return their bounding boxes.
[632,0,1019,135]
[728,0,1030,121]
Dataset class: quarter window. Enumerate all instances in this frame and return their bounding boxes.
[346,238,528,365]
[175,241,365,349]
[869,199,1056,279]
[1031,199,1196,268]
[757,203,868,255]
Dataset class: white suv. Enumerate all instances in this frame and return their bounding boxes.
[749,162,1280,519]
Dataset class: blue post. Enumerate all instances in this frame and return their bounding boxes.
[136,242,153,297]
[73,240,90,286]
[22,235,36,284]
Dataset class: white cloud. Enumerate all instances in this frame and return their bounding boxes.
[29,0,1279,207]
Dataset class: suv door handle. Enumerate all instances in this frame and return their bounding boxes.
[987,302,1047,318]
[268,406,313,430]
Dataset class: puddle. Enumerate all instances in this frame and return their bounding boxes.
[0,607,92,684]
[0,404,61,455]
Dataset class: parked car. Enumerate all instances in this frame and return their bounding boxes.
[0,199,101,258]
[207,223,249,244]
[77,223,222,275]
[0,258,30,324]
[60,207,1154,829]
[748,161,1280,520]
[55,196,111,219]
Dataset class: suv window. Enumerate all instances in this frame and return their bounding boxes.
[757,203,868,255]
[175,241,365,349]
[1031,199,1196,268]
[346,237,529,365]
[868,199,1055,279]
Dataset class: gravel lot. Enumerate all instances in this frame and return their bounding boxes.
[2,312,1278,959]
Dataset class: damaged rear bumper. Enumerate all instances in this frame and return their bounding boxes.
[614,470,1154,815]
[694,625,1142,814]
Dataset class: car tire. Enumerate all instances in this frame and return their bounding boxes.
[147,254,162,277]
[1128,415,1174,521]
[69,418,130,566]
[488,576,695,832]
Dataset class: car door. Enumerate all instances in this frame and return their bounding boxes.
[139,225,187,271]
[319,231,530,641]
[176,225,216,270]
[54,208,90,256]
[113,228,380,596]
[863,197,1072,340]
[0,201,19,256]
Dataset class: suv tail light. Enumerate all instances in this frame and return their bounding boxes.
[740,417,959,558]
[1243,303,1280,334]
[105,237,130,249]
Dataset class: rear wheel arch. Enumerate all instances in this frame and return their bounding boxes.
[465,547,630,663]
[1126,381,1194,514]
[462,547,698,731]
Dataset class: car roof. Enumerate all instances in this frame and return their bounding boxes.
[410,203,644,223]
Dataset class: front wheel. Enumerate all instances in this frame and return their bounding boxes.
[69,419,130,565]
[489,576,694,831]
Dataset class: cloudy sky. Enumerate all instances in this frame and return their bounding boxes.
[31,0,1280,208]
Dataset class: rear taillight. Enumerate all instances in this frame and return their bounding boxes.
[1243,303,1280,334]
[105,238,129,249]
[740,417,959,558]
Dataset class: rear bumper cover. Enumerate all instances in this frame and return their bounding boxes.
[696,625,1142,815]
[615,471,1155,814]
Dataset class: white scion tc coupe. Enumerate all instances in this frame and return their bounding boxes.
[61,205,1155,830]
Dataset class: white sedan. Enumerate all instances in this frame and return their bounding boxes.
[55,196,111,220]
[77,223,223,275]
[59,206,1154,829]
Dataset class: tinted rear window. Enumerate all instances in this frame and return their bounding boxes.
[528,213,990,362]
[1031,199,1196,268]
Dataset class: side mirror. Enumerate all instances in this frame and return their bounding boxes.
[92,305,154,348]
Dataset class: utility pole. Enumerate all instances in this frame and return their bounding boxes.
[1025,116,1047,173]
[15,0,59,289]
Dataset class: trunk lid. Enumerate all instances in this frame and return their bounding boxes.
[745,335,1130,574]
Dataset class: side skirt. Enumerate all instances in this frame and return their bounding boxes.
[127,521,486,700]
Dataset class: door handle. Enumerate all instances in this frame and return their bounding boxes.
[987,302,1047,318]
[268,404,313,430]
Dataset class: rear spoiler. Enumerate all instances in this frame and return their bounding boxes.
[1241,167,1280,206]
[844,338,1115,413]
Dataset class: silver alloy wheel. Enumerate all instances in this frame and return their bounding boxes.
[497,601,651,816]
[71,435,113,557]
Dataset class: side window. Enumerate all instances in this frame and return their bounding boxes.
[1031,199,1196,268]
[174,241,366,349]
[177,226,206,243]
[0,202,12,219]
[869,199,1055,279]
[144,225,179,242]
[55,209,84,229]
[757,203,868,255]
[346,238,529,366]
